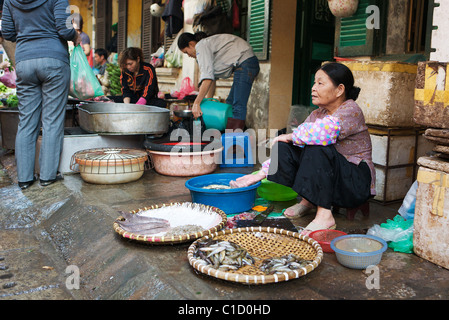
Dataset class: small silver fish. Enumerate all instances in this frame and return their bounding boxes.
[260,255,312,274]
[194,240,255,271]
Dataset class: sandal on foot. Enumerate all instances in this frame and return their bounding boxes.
[301,221,336,234]
[283,203,316,218]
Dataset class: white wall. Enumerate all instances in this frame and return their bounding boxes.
[430,1,449,62]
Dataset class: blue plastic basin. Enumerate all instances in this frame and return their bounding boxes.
[185,173,261,215]
[330,234,388,269]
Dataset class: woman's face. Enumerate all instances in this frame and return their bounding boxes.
[181,41,197,58]
[311,70,345,108]
[126,58,140,74]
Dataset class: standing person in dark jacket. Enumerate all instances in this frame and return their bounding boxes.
[2,0,78,189]
[119,47,166,108]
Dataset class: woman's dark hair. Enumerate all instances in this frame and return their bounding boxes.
[319,62,361,101]
[119,47,144,69]
[178,32,209,50]
[73,13,84,31]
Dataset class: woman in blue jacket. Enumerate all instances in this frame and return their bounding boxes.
[2,0,78,189]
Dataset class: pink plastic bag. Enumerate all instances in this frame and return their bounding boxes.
[172,77,196,99]
[0,70,17,88]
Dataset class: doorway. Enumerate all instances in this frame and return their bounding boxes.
[292,0,335,106]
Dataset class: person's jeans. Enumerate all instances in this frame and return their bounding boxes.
[15,58,70,182]
[226,56,260,120]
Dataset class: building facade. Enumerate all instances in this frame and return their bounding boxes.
[76,0,443,133]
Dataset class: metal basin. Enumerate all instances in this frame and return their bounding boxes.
[78,102,170,135]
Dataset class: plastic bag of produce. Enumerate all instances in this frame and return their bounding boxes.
[165,31,183,68]
[0,69,17,88]
[70,45,104,100]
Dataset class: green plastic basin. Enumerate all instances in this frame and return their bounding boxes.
[252,171,298,201]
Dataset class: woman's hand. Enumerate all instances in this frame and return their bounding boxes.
[192,79,212,119]
[271,133,293,147]
[192,101,203,119]
[230,171,266,188]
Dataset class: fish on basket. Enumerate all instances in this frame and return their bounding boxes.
[193,239,255,271]
[115,211,171,236]
[259,254,313,274]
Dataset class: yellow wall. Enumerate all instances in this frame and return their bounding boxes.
[127,0,142,48]
[268,0,297,130]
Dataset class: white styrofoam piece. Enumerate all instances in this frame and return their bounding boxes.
[371,134,436,166]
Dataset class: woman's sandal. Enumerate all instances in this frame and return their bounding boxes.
[283,203,316,218]
[301,221,337,235]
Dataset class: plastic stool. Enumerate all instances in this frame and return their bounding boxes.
[220,132,254,167]
[333,201,370,221]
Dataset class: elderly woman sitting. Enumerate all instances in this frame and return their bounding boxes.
[231,62,375,236]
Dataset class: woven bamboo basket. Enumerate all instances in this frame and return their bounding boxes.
[113,202,227,244]
[188,227,323,285]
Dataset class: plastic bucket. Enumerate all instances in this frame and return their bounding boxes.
[185,173,261,214]
[200,98,233,132]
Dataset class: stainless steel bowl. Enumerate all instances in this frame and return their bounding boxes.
[173,109,193,118]
[78,102,170,135]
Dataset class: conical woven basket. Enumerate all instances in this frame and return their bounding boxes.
[188,227,323,285]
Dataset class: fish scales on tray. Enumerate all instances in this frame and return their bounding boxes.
[115,211,171,236]
[194,239,255,271]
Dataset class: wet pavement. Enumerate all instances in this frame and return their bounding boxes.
[1,148,449,301]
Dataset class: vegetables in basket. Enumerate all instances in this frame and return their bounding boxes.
[6,94,18,108]
[105,63,122,96]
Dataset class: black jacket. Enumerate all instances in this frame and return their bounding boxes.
[120,62,160,103]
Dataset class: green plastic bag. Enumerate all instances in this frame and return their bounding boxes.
[381,215,414,253]
[368,215,414,253]
[69,45,104,100]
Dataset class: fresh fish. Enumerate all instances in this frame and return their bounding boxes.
[194,239,254,271]
[115,212,170,235]
[118,211,169,224]
[259,254,312,274]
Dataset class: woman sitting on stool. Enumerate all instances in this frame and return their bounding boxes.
[230,62,376,236]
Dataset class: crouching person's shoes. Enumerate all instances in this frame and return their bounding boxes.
[40,172,64,187]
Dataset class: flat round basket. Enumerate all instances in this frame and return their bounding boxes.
[188,227,323,285]
[113,202,227,244]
